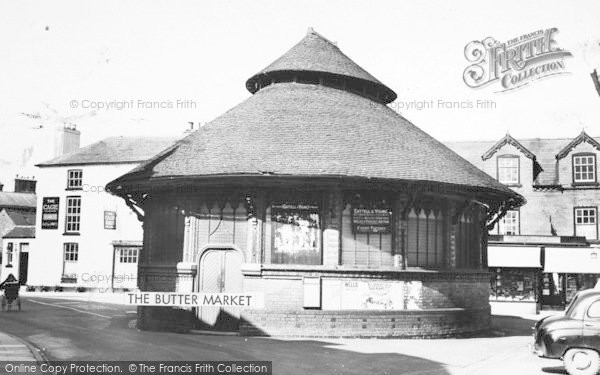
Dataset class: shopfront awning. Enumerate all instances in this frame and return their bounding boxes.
[544,247,600,273]
[488,246,542,268]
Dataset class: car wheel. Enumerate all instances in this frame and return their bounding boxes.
[564,348,600,375]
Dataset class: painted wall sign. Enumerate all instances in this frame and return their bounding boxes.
[41,197,60,229]
[351,208,392,233]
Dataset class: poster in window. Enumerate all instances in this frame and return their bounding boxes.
[41,197,60,229]
[271,202,321,264]
[104,211,116,230]
[351,208,392,233]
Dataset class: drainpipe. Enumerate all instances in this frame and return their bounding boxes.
[111,246,116,292]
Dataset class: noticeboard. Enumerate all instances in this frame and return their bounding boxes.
[351,208,392,234]
[41,197,60,229]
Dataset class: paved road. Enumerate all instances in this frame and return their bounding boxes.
[0,297,565,375]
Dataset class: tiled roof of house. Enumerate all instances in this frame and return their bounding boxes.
[108,31,521,204]
[446,134,600,186]
[0,192,36,210]
[37,137,178,167]
[3,209,35,226]
[3,226,35,239]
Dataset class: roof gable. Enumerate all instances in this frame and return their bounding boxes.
[482,134,536,161]
[556,131,600,160]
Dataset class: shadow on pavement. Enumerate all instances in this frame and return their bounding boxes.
[487,314,540,337]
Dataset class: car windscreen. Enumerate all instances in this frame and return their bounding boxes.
[565,293,581,318]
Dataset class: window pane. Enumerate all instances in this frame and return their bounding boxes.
[588,300,600,319]
[66,197,81,232]
[574,155,596,182]
[498,157,519,184]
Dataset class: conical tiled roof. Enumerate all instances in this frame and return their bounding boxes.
[246,29,397,104]
[108,30,522,206]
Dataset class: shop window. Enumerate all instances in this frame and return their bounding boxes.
[119,248,138,263]
[64,243,79,262]
[271,201,321,265]
[575,207,598,240]
[490,268,536,302]
[66,169,83,189]
[406,208,445,268]
[499,210,519,235]
[65,196,81,233]
[573,154,596,184]
[497,155,519,185]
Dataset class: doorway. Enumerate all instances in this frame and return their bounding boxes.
[19,244,29,285]
[196,247,243,331]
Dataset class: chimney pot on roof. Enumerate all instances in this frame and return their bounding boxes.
[14,176,36,194]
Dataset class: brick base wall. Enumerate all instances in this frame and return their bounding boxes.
[240,307,490,338]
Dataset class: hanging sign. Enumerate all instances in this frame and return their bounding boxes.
[41,197,60,229]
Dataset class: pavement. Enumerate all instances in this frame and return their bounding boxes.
[0,330,44,362]
[0,294,572,375]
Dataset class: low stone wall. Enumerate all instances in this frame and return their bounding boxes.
[240,307,490,338]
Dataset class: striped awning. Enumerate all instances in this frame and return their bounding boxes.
[488,246,542,268]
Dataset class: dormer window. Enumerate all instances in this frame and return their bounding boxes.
[497,155,519,185]
[573,154,596,184]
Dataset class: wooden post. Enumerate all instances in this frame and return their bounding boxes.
[323,188,342,266]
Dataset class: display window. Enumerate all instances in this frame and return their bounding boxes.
[271,201,321,265]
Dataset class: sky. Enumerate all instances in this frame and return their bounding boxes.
[1,0,600,186]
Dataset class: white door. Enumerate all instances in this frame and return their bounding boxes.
[197,249,243,331]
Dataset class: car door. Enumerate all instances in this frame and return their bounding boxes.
[583,298,600,349]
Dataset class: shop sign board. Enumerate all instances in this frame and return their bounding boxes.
[351,208,391,234]
[41,197,60,229]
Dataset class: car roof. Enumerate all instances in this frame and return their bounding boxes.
[577,289,600,300]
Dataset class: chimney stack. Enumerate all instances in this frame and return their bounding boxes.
[54,123,81,157]
[14,175,36,194]
[184,122,196,135]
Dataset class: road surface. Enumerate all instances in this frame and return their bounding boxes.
[0,297,565,375]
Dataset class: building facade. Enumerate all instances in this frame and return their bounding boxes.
[30,137,176,291]
[0,177,37,284]
[108,30,522,337]
[448,132,600,313]
[0,209,35,285]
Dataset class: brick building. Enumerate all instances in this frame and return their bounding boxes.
[108,29,522,337]
[448,132,600,313]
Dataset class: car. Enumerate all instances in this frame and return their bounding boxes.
[531,289,600,375]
